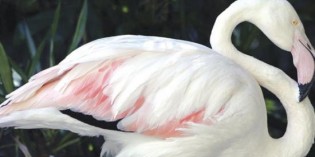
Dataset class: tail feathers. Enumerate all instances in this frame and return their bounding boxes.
[0,107,161,157]
[0,107,107,137]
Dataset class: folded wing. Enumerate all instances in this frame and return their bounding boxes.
[0,35,246,138]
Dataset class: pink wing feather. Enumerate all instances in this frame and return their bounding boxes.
[0,35,242,138]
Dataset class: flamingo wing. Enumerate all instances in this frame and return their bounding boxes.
[0,35,252,138]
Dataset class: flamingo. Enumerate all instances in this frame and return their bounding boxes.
[0,0,315,156]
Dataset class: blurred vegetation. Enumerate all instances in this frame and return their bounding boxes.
[0,0,314,156]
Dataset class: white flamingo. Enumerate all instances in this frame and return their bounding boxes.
[0,0,315,156]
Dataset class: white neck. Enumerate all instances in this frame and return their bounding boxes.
[210,1,315,156]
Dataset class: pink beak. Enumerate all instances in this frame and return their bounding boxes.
[291,30,315,102]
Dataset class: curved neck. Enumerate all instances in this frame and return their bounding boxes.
[210,1,315,156]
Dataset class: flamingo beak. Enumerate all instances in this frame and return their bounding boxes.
[291,30,315,102]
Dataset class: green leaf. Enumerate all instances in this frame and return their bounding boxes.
[50,1,61,38]
[40,129,59,146]
[20,21,42,77]
[28,36,47,77]
[68,0,88,53]
[28,1,61,76]
[266,98,277,113]
[27,36,46,77]
[49,1,61,66]
[58,132,76,145]
[0,43,14,93]
[14,137,32,157]
[20,21,37,58]
[53,137,80,153]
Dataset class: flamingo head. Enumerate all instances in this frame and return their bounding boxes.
[251,0,315,102]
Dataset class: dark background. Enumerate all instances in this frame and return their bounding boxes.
[0,0,315,156]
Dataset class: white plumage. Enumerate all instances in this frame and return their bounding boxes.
[1,0,315,156]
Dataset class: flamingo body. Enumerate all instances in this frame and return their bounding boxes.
[1,0,315,156]
[1,35,266,138]
[0,36,268,157]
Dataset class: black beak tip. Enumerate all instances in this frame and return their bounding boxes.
[298,83,312,102]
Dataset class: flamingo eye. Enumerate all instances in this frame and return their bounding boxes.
[292,19,299,26]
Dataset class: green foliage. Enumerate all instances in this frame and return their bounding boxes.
[0,43,14,93]
[265,99,277,113]
[0,0,314,156]
[68,0,88,53]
